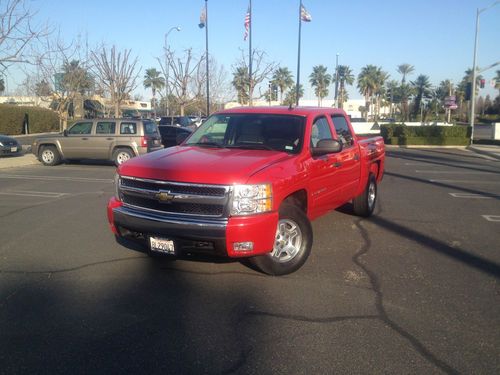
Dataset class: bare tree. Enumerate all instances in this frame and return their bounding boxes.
[0,0,50,72]
[233,49,276,106]
[28,34,91,129]
[162,48,204,116]
[91,45,140,117]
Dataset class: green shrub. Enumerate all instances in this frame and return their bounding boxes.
[380,124,470,145]
[0,104,59,135]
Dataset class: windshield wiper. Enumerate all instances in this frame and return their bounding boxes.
[190,142,225,148]
[227,143,278,151]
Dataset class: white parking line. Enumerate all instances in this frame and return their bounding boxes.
[430,179,500,184]
[0,174,113,183]
[0,190,70,198]
[449,193,498,199]
[416,170,496,175]
[482,215,500,222]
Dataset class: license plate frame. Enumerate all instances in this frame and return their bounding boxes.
[149,236,175,255]
[10,147,17,153]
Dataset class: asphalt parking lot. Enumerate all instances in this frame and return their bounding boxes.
[1,148,499,374]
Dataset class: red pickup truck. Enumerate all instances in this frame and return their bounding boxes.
[107,107,385,275]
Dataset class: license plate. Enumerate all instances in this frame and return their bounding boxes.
[149,236,175,254]
[10,147,17,152]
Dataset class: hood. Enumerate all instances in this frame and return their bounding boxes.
[119,145,291,185]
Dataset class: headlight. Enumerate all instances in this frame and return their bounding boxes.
[114,174,121,201]
[231,184,272,216]
[0,141,3,146]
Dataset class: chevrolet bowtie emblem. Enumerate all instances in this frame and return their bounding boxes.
[155,190,175,203]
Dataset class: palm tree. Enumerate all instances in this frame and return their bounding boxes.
[357,65,382,120]
[397,63,415,84]
[336,65,354,109]
[411,74,432,120]
[143,68,165,119]
[232,66,250,104]
[272,67,294,104]
[283,84,303,107]
[309,65,331,106]
[373,69,389,119]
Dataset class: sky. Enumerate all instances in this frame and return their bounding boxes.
[5,0,500,101]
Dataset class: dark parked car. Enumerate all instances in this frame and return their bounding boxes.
[158,125,193,148]
[0,134,22,156]
[159,116,196,131]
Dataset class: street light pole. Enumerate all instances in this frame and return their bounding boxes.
[470,0,499,145]
[334,53,339,108]
[164,26,181,118]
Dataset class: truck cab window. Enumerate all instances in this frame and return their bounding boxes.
[311,117,333,148]
[331,115,354,148]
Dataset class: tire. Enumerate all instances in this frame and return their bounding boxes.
[249,203,313,276]
[39,145,61,166]
[353,174,377,217]
[113,148,133,166]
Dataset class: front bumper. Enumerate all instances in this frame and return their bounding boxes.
[0,145,21,156]
[107,197,278,258]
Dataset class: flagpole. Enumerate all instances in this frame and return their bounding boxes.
[205,0,210,115]
[295,0,302,106]
[249,0,253,106]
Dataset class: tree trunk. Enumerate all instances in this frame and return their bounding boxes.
[114,102,120,118]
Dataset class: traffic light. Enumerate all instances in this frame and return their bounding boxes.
[480,79,485,89]
[386,88,392,102]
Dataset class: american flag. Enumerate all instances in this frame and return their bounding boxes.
[300,4,312,22]
[243,5,250,41]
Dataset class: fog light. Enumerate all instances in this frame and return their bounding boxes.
[233,242,254,251]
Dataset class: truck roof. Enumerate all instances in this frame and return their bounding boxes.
[216,106,346,117]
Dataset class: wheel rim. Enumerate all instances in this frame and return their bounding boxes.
[42,150,54,163]
[368,180,376,209]
[271,219,303,263]
[116,152,130,164]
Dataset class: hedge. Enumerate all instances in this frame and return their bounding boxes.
[381,124,471,146]
[0,104,59,135]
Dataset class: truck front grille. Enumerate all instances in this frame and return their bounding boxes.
[119,176,231,218]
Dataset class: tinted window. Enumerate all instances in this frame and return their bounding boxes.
[96,121,116,134]
[311,117,332,147]
[143,121,159,135]
[331,115,354,147]
[120,122,137,135]
[68,122,93,135]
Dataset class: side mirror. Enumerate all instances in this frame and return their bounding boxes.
[312,139,342,156]
[63,129,68,137]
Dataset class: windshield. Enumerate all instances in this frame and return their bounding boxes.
[185,113,305,153]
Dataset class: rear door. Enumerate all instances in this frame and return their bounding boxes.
[92,120,117,159]
[330,114,361,201]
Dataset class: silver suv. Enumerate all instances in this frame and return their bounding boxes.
[32,118,163,166]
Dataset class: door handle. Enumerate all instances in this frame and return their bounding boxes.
[354,154,360,161]
[332,162,342,168]
[106,138,114,140]
[82,137,88,140]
